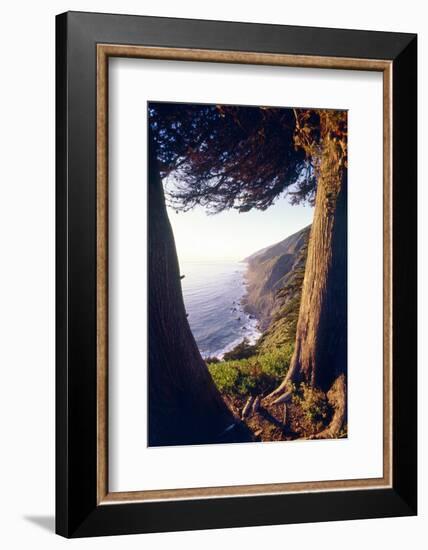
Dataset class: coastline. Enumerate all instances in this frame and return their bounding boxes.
[181,259,261,360]
[213,261,261,359]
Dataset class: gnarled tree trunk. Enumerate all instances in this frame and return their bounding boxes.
[268,115,347,435]
[148,140,250,446]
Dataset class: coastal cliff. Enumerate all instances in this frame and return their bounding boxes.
[242,225,311,350]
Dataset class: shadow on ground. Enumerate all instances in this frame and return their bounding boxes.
[24,515,55,533]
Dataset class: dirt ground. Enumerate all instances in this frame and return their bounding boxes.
[223,394,346,442]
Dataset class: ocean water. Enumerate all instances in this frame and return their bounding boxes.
[180,260,261,359]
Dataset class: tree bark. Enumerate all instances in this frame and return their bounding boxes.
[148,140,250,446]
[268,118,347,412]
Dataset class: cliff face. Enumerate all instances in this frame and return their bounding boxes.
[242,225,311,350]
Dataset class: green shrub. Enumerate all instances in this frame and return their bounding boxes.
[207,360,240,394]
[293,383,329,423]
[207,345,293,397]
[223,338,257,361]
[257,345,293,381]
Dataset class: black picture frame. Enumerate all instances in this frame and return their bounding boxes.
[56,11,417,538]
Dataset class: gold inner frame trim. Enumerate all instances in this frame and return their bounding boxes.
[96,43,393,505]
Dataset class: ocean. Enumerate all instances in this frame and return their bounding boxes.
[180,260,261,359]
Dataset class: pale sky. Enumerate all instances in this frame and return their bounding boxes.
[167,193,314,262]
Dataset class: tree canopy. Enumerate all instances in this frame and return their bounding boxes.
[148,102,320,213]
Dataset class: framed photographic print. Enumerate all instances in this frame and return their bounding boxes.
[56,11,417,537]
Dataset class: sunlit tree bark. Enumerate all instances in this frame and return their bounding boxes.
[267,112,348,436]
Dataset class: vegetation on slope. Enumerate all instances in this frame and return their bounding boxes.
[208,345,293,398]
[257,235,309,352]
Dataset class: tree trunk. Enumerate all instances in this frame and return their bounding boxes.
[148,140,249,446]
[268,119,347,419]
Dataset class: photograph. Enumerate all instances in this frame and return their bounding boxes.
[148,101,348,447]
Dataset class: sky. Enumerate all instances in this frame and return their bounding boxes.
[167,193,314,263]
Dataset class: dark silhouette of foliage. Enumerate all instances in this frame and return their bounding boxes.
[148,102,318,213]
[223,338,257,361]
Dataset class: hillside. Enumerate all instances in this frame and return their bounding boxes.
[242,225,311,349]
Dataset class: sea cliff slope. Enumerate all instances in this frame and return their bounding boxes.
[242,225,311,350]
